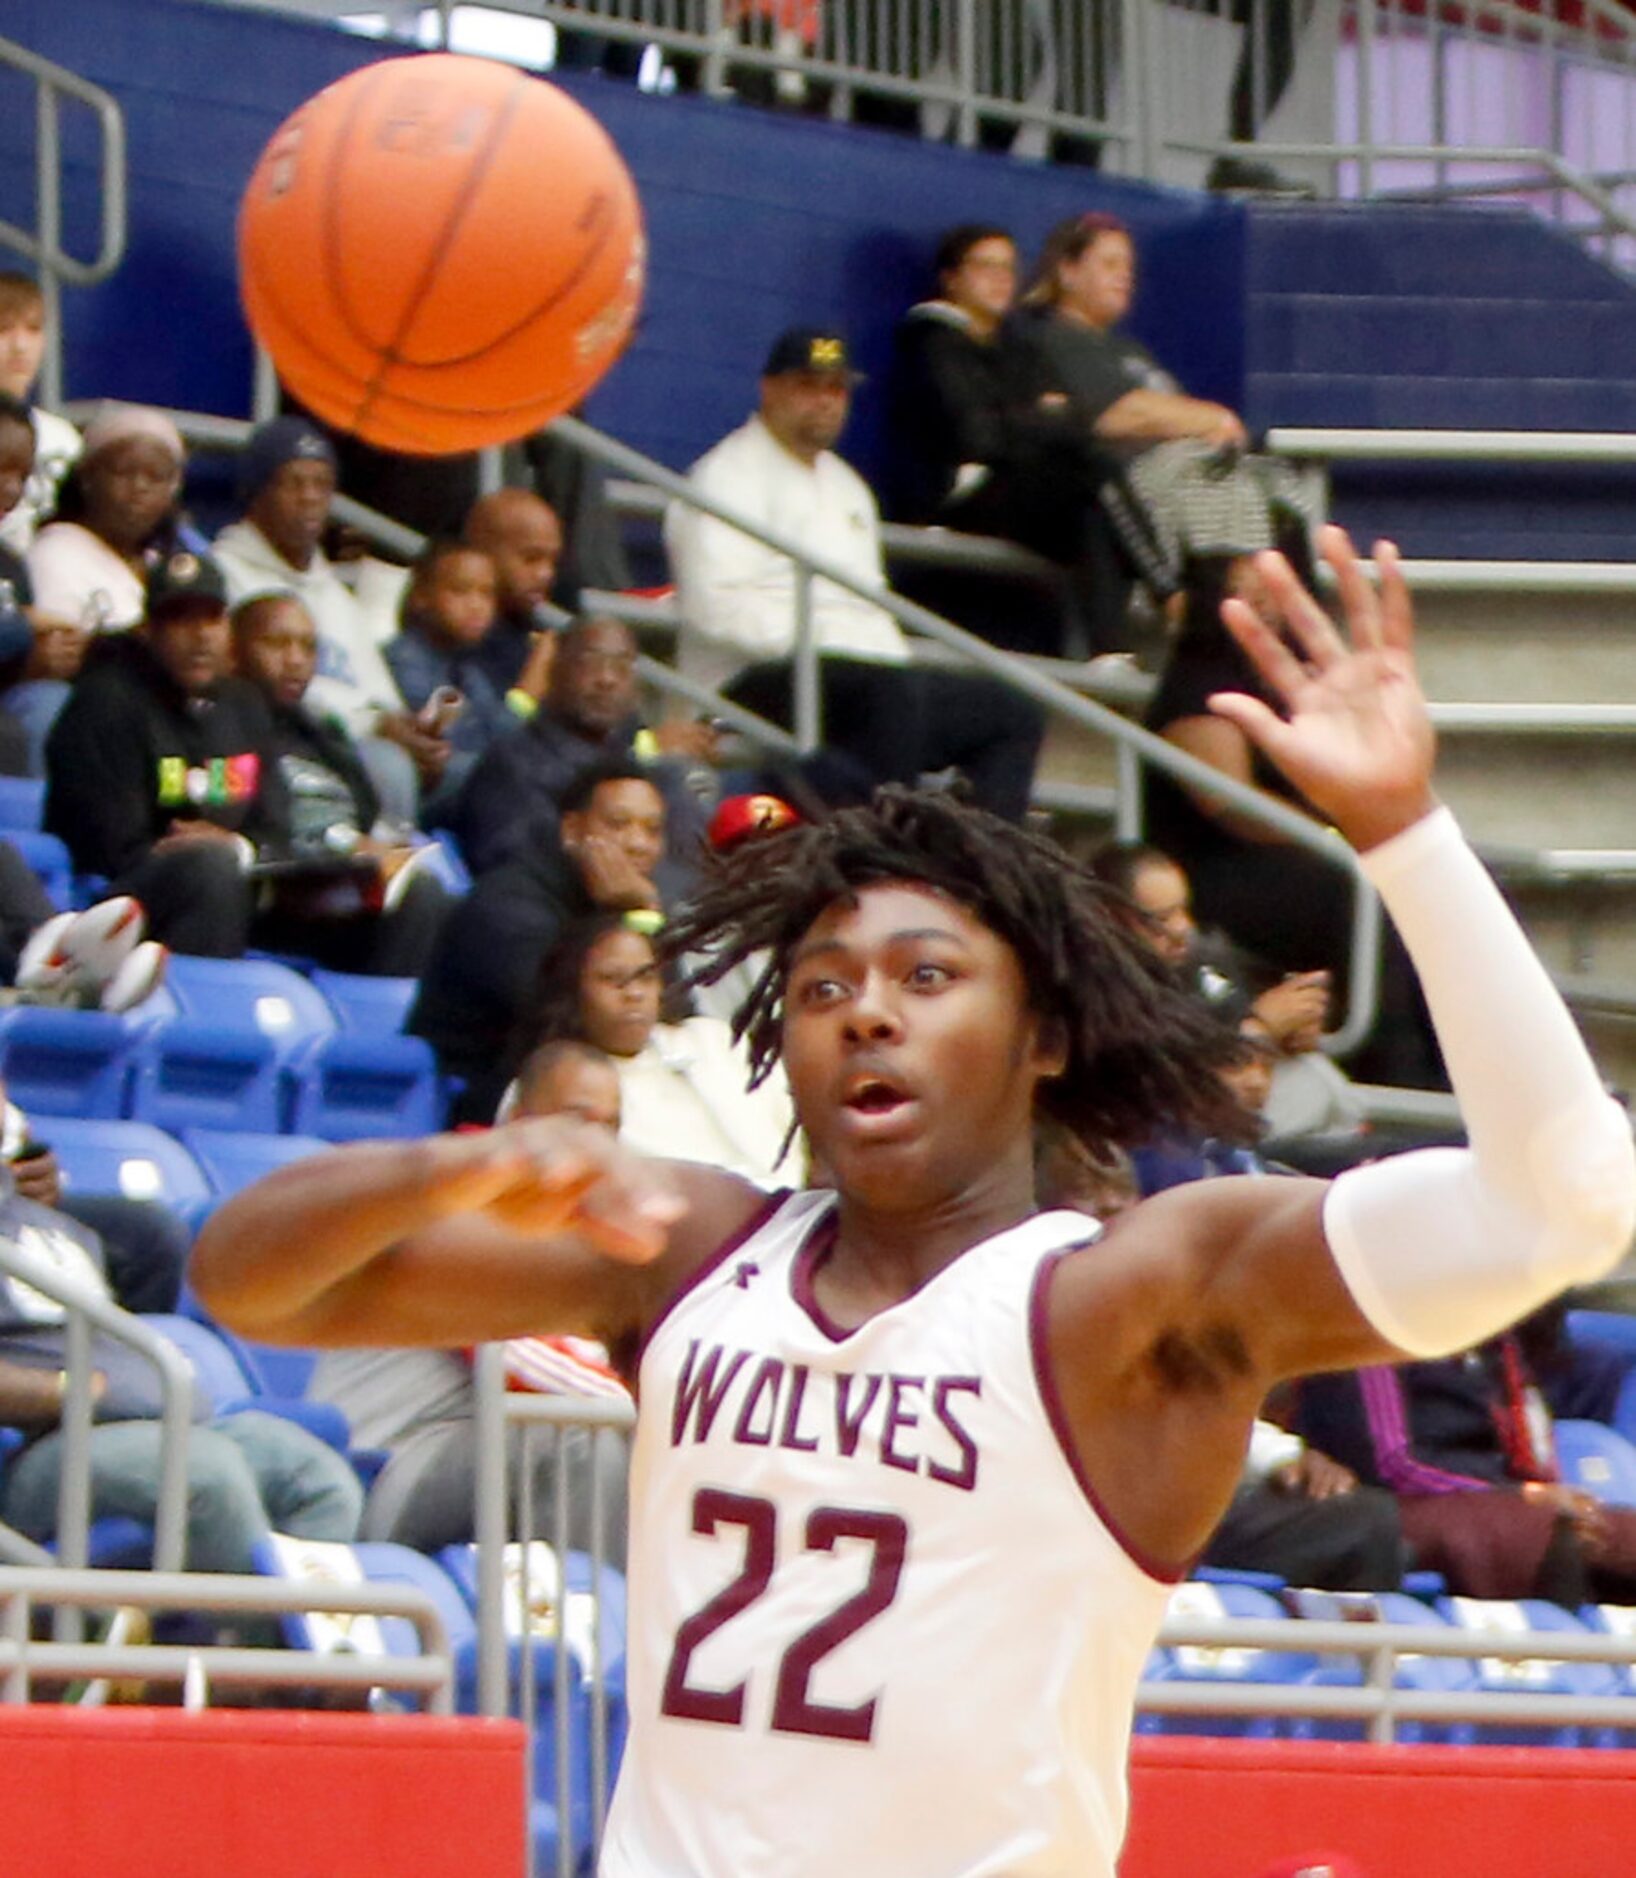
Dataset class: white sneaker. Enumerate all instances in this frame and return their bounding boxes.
[100,941,168,1016]
[14,912,78,998]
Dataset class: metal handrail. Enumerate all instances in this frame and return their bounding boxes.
[1269,429,1636,464]
[0,33,127,409]
[0,1237,193,1580]
[1146,1612,1636,1745]
[0,1564,454,1710]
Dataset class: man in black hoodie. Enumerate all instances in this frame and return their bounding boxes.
[230,591,449,976]
[409,755,667,1122]
[44,550,284,956]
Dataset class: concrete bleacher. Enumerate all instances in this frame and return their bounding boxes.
[1243,202,1636,561]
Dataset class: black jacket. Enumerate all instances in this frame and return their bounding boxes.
[448,706,708,889]
[888,300,1088,522]
[408,848,596,1118]
[45,634,290,879]
[262,695,381,850]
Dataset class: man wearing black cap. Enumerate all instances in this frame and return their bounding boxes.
[214,417,447,825]
[44,549,288,956]
[666,328,1044,820]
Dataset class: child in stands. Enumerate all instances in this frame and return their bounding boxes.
[0,272,81,555]
[385,537,553,817]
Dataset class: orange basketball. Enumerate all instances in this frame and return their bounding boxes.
[238,53,646,455]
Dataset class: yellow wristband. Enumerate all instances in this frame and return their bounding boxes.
[504,688,539,721]
[632,728,661,762]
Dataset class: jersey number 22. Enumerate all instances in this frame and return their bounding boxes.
[660,1487,908,1743]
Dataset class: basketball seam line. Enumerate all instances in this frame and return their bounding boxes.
[353,65,533,431]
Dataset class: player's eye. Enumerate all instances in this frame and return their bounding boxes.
[907,962,953,989]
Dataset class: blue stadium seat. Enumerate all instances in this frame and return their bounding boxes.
[1143,1581,1316,1739]
[253,1535,478,1667]
[164,955,337,1052]
[423,830,472,897]
[0,1007,137,1118]
[0,777,45,831]
[143,1312,346,1450]
[286,1033,444,1141]
[1553,1418,1636,1510]
[311,969,418,1036]
[1439,1595,1627,1748]
[129,1023,284,1135]
[181,1126,329,1198]
[45,1117,213,1219]
[8,831,74,910]
[1282,1589,1477,1746]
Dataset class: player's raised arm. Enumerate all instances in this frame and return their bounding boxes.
[189,1120,762,1349]
[1185,526,1634,1374]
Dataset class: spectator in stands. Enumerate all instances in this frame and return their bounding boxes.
[0,1173,361,1573]
[1142,558,1444,1088]
[889,225,1134,654]
[1089,838,1364,1143]
[1207,1416,1407,1593]
[449,613,713,883]
[213,417,441,826]
[0,396,63,775]
[386,537,554,817]
[666,327,1045,820]
[0,1079,188,1314]
[0,271,80,554]
[463,487,568,690]
[231,593,450,976]
[27,402,194,637]
[512,1037,623,1132]
[1013,215,1313,594]
[512,914,800,1186]
[501,430,633,610]
[410,758,667,1119]
[45,550,284,957]
[1297,1329,1636,1604]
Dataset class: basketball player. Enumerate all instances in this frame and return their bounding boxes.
[193,528,1636,1878]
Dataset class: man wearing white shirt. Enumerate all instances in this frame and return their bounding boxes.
[666,328,1043,819]
[214,418,448,825]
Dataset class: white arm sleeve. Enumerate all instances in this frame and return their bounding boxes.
[1323,807,1636,1357]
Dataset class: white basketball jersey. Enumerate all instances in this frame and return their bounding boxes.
[599,1189,1175,1878]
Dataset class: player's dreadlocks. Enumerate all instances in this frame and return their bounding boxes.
[665,786,1252,1159]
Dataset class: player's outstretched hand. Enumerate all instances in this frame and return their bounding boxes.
[427,1117,686,1264]
[1207,525,1438,853]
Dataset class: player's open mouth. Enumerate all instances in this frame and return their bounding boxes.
[838,1074,920,1138]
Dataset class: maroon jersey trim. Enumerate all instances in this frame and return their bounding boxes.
[626,1188,795,1384]
[1028,1247,1190,1586]
[790,1208,849,1342]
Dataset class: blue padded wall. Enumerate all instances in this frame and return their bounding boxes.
[1244,202,1636,558]
[1,0,1245,487]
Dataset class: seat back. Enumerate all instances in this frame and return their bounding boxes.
[130,1023,283,1134]
[1146,1581,1314,1739]
[287,1033,444,1141]
[8,831,74,910]
[1441,1596,1622,1747]
[165,956,336,1051]
[1555,1417,1636,1509]
[0,1008,136,1118]
[181,1126,329,1197]
[311,970,418,1036]
[41,1116,212,1213]
[0,777,45,831]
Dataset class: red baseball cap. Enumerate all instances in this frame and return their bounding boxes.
[1257,1858,1367,1878]
[707,793,802,852]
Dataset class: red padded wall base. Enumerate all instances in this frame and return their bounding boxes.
[1126,1737,1636,1877]
[0,1706,526,1878]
